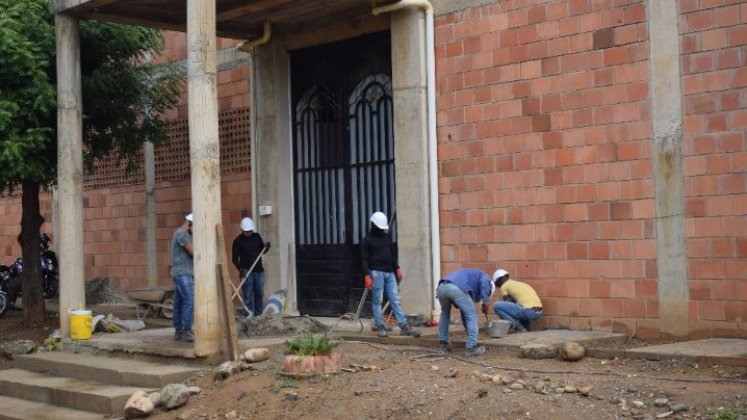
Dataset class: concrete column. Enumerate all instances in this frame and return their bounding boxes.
[390,9,434,315]
[144,141,157,287]
[253,42,294,310]
[646,1,688,337]
[187,0,222,356]
[55,13,85,338]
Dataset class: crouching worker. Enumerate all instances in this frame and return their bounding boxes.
[362,212,420,338]
[436,268,495,358]
[492,269,543,333]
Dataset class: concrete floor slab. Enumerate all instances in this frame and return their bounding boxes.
[626,338,747,360]
[0,395,103,420]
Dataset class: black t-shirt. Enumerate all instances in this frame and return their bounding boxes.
[232,232,265,272]
[361,227,398,274]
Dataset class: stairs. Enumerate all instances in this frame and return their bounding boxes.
[0,352,201,419]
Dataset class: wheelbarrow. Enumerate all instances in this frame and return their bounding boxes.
[126,287,175,320]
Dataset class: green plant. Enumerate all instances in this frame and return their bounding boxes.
[710,408,747,420]
[269,378,296,393]
[283,333,339,356]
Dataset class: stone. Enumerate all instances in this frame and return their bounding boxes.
[669,403,687,413]
[554,388,565,394]
[161,383,191,410]
[632,400,645,408]
[655,398,669,407]
[564,385,577,393]
[0,340,36,359]
[491,374,503,384]
[225,411,237,420]
[187,386,201,395]
[243,348,270,363]
[520,344,558,359]
[501,376,515,385]
[215,361,242,380]
[509,383,525,391]
[502,388,513,394]
[579,386,593,396]
[176,409,195,420]
[124,391,154,419]
[534,381,545,392]
[430,365,439,371]
[558,342,586,361]
[656,412,673,419]
[148,392,161,407]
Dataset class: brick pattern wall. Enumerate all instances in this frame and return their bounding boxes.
[435,0,658,335]
[679,0,747,336]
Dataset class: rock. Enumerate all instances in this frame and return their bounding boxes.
[124,391,154,418]
[501,375,515,385]
[669,403,687,413]
[632,400,645,408]
[187,386,201,395]
[654,398,669,407]
[554,388,565,394]
[520,344,558,359]
[564,385,577,393]
[214,361,242,380]
[579,386,593,396]
[243,348,270,363]
[160,383,191,410]
[534,381,545,392]
[447,368,462,379]
[491,374,503,384]
[148,392,161,407]
[430,365,439,371]
[477,388,489,398]
[502,388,513,394]
[176,409,195,420]
[656,411,673,419]
[0,340,36,359]
[225,411,237,420]
[558,342,586,361]
[509,383,525,391]
[480,374,493,383]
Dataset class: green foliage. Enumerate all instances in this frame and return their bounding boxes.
[710,408,747,420]
[0,0,183,192]
[283,333,339,356]
[269,378,296,393]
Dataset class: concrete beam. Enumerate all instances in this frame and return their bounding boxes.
[646,0,688,337]
[55,13,86,338]
[50,0,118,15]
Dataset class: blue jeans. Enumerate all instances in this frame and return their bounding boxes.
[371,270,407,327]
[437,282,479,348]
[493,301,542,329]
[172,274,194,333]
[240,270,264,316]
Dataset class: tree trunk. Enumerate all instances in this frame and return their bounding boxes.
[20,180,46,326]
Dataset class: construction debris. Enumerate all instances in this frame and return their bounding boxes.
[85,277,129,304]
[248,313,329,337]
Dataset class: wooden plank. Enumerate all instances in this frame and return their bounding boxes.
[216,224,240,362]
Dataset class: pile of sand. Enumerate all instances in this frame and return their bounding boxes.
[247,313,330,337]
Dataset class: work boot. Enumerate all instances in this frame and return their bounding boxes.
[464,345,486,358]
[181,331,195,343]
[400,324,421,338]
[439,341,451,354]
[375,324,389,338]
[510,323,528,334]
[174,329,182,341]
[370,324,393,332]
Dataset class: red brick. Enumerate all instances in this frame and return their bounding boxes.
[727,25,747,46]
[703,28,729,50]
[569,0,590,16]
[686,10,713,32]
[532,114,552,132]
[601,299,624,317]
[567,242,588,259]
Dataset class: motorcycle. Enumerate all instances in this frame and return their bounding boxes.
[0,264,10,316]
[0,257,23,316]
[40,233,59,299]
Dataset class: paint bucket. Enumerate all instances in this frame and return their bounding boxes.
[488,320,510,338]
[69,309,93,340]
[261,289,286,315]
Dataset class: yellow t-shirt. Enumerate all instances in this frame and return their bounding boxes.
[500,279,542,309]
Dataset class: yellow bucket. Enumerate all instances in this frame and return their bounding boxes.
[69,309,93,340]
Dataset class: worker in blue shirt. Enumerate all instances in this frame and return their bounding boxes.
[436,268,496,358]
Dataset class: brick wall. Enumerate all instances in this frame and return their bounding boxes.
[678,0,747,337]
[435,0,659,336]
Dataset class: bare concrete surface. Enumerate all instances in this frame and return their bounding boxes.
[14,352,200,388]
[625,338,747,365]
[0,395,103,420]
[76,328,198,359]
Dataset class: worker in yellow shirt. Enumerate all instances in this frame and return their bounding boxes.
[492,269,543,333]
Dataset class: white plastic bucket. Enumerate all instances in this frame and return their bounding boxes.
[488,320,511,338]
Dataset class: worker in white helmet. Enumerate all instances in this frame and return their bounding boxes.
[492,269,543,333]
[361,211,420,338]
[232,217,270,316]
[170,213,194,342]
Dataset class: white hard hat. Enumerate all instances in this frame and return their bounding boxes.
[490,280,496,296]
[370,212,389,230]
[492,269,509,282]
[240,217,255,232]
[185,213,193,223]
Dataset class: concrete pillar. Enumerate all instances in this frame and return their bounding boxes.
[390,9,434,315]
[646,1,689,337]
[253,42,294,309]
[55,13,86,338]
[187,0,222,356]
[144,141,157,287]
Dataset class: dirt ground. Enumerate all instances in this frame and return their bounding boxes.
[2,311,746,420]
[152,341,747,420]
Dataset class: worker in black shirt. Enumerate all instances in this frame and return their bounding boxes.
[361,211,420,338]
[232,217,270,316]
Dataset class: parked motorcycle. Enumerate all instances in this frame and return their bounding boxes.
[0,257,23,316]
[0,263,11,316]
[40,233,59,299]
[0,233,59,317]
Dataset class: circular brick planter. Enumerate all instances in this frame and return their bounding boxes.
[281,353,342,377]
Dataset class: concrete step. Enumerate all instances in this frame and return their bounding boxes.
[0,395,103,420]
[14,352,201,388]
[0,369,153,415]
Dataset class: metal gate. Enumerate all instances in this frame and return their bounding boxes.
[291,32,394,316]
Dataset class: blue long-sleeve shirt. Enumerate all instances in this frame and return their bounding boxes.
[442,268,493,303]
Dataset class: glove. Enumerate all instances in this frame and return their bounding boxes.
[264,242,271,252]
[481,303,489,315]
[364,275,373,290]
[395,267,403,282]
